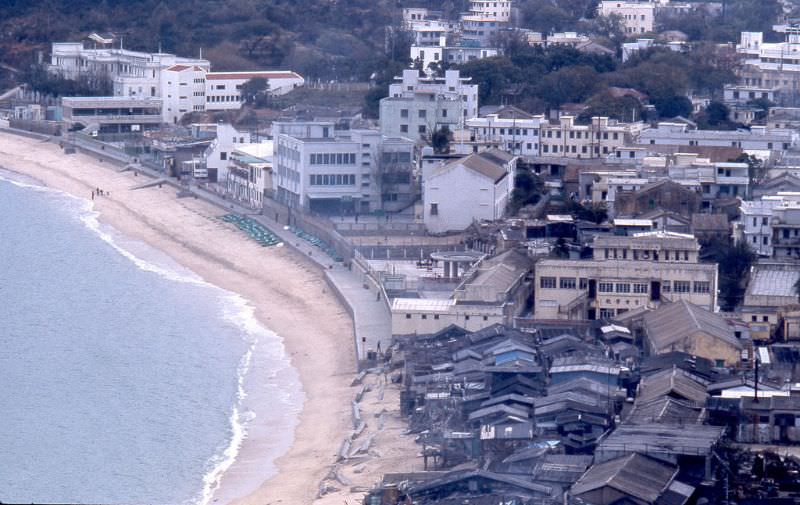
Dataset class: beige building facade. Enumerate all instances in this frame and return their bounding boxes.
[533,232,718,320]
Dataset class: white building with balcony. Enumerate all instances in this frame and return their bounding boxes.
[273,122,416,214]
[534,231,718,320]
[464,107,545,157]
[598,1,656,35]
[461,0,514,45]
[61,96,162,134]
[49,39,304,125]
[225,142,273,209]
[380,69,478,140]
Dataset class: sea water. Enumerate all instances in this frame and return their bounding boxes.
[0,172,302,504]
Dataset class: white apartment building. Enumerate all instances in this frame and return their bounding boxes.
[771,198,800,260]
[539,116,645,158]
[598,1,656,35]
[738,197,785,256]
[534,231,718,320]
[225,142,273,209]
[464,109,545,157]
[638,122,797,153]
[50,39,304,124]
[737,28,800,105]
[161,64,207,123]
[380,69,479,139]
[461,0,513,45]
[411,41,499,70]
[666,154,750,201]
[205,71,304,111]
[423,149,517,233]
[273,122,416,214]
[204,123,251,183]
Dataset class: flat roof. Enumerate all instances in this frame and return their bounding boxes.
[207,71,302,80]
[392,298,456,312]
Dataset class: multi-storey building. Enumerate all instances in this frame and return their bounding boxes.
[538,116,645,159]
[410,41,499,70]
[272,121,415,214]
[771,199,800,260]
[225,142,273,209]
[737,194,800,257]
[464,108,544,157]
[637,122,797,153]
[737,28,800,105]
[204,71,304,111]
[61,96,162,134]
[49,38,303,124]
[534,231,718,320]
[598,1,656,35]
[380,69,478,140]
[461,0,513,45]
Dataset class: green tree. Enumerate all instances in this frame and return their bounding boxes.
[565,200,608,224]
[705,101,730,126]
[240,77,270,107]
[510,170,544,214]
[705,240,757,311]
[431,126,452,154]
[652,95,692,118]
[457,56,519,104]
[536,65,601,108]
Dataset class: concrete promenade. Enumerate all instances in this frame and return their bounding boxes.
[0,125,391,370]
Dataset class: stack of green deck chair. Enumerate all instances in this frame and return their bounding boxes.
[288,226,343,262]
[220,214,281,247]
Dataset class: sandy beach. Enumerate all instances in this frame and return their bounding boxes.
[0,131,362,504]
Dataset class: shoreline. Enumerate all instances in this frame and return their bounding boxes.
[0,132,357,504]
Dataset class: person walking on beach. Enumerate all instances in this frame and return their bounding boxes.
[91,191,94,200]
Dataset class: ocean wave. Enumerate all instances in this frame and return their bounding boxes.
[0,171,303,505]
[199,341,254,505]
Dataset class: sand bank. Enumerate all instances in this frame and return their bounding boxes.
[0,131,360,504]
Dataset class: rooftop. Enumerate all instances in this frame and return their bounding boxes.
[745,263,800,299]
[643,300,742,351]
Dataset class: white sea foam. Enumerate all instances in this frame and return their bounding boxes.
[0,169,302,505]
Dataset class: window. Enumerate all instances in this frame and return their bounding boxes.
[560,277,576,289]
[616,283,630,293]
[405,314,411,319]
[430,203,438,216]
[579,278,588,289]
[220,152,227,160]
[419,109,427,118]
[421,314,427,320]
[715,359,725,368]
[400,125,408,133]
[434,314,440,320]
[483,316,488,321]
[673,281,691,293]
[693,281,710,293]
[633,283,648,294]
[599,308,615,319]
[418,125,426,133]
[400,109,409,118]
[540,277,557,289]
[599,282,614,293]
[763,315,769,322]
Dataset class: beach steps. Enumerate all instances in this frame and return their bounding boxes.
[220,214,281,247]
[130,178,168,191]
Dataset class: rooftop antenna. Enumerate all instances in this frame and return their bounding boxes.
[158,41,162,54]
[199,47,203,59]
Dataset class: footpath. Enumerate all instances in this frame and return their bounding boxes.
[0,124,391,370]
